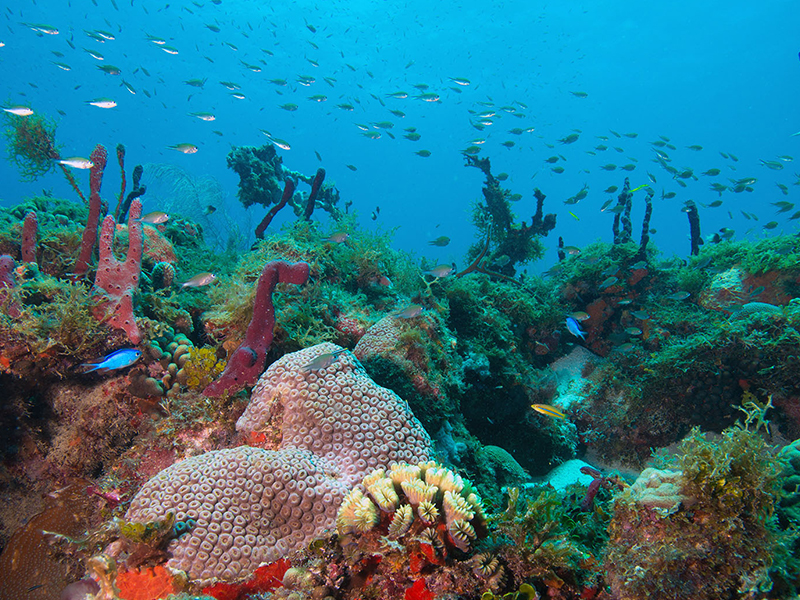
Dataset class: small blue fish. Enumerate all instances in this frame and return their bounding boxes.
[566,317,586,340]
[82,348,141,372]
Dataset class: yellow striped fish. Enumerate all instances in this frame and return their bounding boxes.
[531,404,566,419]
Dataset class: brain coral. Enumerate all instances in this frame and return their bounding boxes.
[126,342,432,584]
[353,314,402,359]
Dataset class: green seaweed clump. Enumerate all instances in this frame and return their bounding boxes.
[226,143,284,208]
[4,112,59,180]
[117,511,175,546]
[490,486,608,595]
[0,277,110,375]
[605,422,784,600]
[479,582,537,600]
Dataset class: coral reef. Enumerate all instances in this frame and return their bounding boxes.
[125,343,432,584]
[2,144,800,600]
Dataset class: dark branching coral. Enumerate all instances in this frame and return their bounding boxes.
[117,164,146,224]
[611,177,654,260]
[226,144,285,209]
[685,199,702,256]
[463,155,556,277]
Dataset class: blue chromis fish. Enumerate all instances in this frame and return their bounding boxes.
[531,403,567,419]
[566,316,586,340]
[3,106,33,117]
[424,265,454,278]
[86,98,117,109]
[82,348,141,372]
[325,232,349,243]
[599,276,619,289]
[169,143,199,154]
[2,106,34,116]
[302,349,346,372]
[666,291,691,301]
[139,211,169,224]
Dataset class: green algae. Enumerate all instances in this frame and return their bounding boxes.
[490,485,609,594]
[606,422,788,600]
[0,276,109,361]
[3,112,60,181]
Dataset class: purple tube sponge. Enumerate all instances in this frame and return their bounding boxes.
[203,259,310,397]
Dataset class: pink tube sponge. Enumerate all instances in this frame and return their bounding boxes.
[91,198,143,344]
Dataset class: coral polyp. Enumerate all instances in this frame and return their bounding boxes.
[337,461,487,556]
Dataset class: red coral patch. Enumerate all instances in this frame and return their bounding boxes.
[405,578,435,600]
[116,565,181,600]
[201,559,290,600]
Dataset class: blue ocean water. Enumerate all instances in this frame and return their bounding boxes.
[0,0,797,270]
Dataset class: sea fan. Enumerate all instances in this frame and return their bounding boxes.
[139,163,247,251]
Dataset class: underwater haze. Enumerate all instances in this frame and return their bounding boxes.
[6,2,800,599]
[1,0,798,267]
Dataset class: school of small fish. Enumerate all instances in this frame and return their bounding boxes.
[2,0,796,259]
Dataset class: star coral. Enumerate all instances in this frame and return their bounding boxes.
[125,342,433,585]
